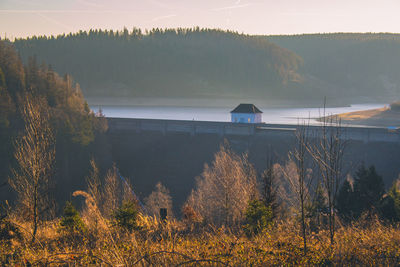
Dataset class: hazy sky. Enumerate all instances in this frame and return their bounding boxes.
[1,0,400,38]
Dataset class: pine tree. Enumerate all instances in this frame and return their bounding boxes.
[59,201,86,233]
[336,179,355,221]
[308,182,327,229]
[244,199,273,237]
[114,201,138,232]
[353,164,385,217]
[261,164,279,220]
[379,180,400,222]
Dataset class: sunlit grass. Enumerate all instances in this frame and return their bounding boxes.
[1,215,400,266]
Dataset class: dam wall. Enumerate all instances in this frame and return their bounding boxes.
[107,118,400,213]
[108,118,400,143]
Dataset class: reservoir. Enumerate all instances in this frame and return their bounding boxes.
[91,103,386,125]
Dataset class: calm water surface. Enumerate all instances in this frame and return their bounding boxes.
[91,104,386,125]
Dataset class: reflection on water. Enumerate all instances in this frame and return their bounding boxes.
[91,104,386,125]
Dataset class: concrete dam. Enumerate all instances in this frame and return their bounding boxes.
[107,118,400,212]
[108,117,400,143]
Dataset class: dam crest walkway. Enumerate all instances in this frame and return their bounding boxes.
[107,118,400,143]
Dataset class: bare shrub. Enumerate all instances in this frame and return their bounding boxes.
[77,160,140,224]
[145,182,173,219]
[9,93,55,243]
[72,190,106,231]
[103,164,121,218]
[186,143,258,228]
[85,159,102,211]
[308,108,345,244]
[274,161,307,211]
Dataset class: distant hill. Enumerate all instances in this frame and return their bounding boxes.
[267,33,400,103]
[13,30,400,106]
[13,28,303,102]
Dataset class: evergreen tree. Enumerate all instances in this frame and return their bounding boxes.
[0,67,5,89]
[307,182,327,229]
[59,201,86,233]
[379,181,400,222]
[244,199,273,237]
[353,164,385,217]
[114,201,139,232]
[336,179,355,221]
[0,66,14,128]
[261,164,279,220]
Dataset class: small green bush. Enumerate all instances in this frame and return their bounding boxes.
[59,201,86,233]
[244,199,273,236]
[114,201,139,232]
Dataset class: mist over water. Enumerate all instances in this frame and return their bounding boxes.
[91,103,386,125]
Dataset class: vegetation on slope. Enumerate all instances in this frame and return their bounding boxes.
[0,40,108,205]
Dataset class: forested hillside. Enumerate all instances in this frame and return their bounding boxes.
[268,33,400,102]
[0,40,108,204]
[11,30,400,105]
[13,28,303,101]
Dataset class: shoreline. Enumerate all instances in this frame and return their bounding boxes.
[85,96,357,109]
[319,107,400,127]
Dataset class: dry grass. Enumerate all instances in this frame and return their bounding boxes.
[335,107,388,121]
[1,215,400,266]
[319,106,400,127]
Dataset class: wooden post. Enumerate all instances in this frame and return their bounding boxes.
[160,208,167,222]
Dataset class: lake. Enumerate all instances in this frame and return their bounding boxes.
[90,103,386,125]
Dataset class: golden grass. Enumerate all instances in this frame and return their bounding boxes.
[1,216,400,266]
[316,106,400,127]
[337,107,387,120]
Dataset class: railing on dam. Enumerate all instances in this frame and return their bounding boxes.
[107,118,400,143]
[108,117,258,136]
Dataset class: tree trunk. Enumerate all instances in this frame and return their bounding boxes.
[31,185,38,243]
[301,195,307,255]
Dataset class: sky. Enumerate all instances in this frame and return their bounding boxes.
[1,0,400,39]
